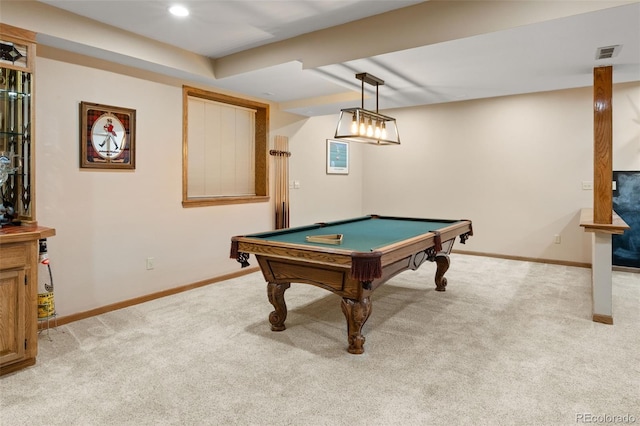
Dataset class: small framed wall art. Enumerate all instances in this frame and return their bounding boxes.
[80,101,136,169]
[326,139,349,175]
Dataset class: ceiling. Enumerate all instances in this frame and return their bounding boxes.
[25,1,640,116]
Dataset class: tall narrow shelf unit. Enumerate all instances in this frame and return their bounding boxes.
[0,24,56,376]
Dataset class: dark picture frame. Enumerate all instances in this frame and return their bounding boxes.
[326,139,349,175]
[80,101,136,169]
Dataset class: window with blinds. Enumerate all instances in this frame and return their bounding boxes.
[182,86,269,207]
[187,97,256,197]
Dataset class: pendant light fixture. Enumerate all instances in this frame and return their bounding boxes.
[334,72,400,145]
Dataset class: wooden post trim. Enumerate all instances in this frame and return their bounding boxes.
[593,66,613,224]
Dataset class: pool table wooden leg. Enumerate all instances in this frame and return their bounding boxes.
[340,296,372,354]
[267,282,290,331]
[434,253,450,291]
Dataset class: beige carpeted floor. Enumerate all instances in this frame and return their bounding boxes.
[1,254,638,426]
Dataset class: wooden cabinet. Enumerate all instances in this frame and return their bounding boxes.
[1,260,28,366]
[0,23,55,375]
[0,226,55,375]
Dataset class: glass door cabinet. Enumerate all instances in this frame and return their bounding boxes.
[0,24,56,377]
[0,23,36,225]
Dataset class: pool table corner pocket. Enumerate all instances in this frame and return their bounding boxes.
[350,251,383,281]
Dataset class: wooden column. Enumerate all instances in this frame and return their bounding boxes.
[582,65,630,325]
[593,66,613,224]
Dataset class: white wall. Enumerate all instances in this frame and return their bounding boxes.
[36,58,276,315]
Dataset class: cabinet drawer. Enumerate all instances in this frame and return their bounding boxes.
[0,244,28,269]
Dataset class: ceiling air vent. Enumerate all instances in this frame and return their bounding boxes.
[595,45,621,60]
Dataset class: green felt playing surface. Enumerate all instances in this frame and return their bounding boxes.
[247,216,462,252]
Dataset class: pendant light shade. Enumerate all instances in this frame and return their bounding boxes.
[334,73,400,145]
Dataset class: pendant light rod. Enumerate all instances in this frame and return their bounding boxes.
[355,72,385,86]
[355,73,384,113]
[361,77,365,110]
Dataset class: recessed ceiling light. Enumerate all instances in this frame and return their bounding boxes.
[168,5,189,17]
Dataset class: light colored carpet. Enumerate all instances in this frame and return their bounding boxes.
[1,254,638,426]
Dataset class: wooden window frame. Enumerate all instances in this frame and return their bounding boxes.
[182,86,269,207]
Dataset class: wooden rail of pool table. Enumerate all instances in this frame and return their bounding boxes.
[231,221,472,282]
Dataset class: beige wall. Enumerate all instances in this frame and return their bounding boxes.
[368,89,597,264]
[33,52,640,318]
[282,114,365,226]
[288,83,640,265]
[613,84,640,169]
[36,57,276,315]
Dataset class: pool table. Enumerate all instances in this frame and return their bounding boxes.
[230,215,473,354]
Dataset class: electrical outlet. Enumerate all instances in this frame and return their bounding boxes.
[554,235,561,244]
[582,181,593,190]
[146,257,155,270]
